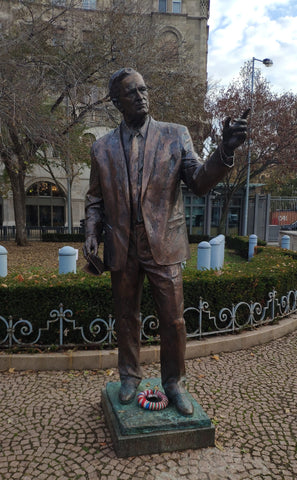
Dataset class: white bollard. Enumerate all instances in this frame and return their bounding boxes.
[248,234,258,260]
[210,237,220,270]
[0,245,8,277]
[210,234,225,270]
[197,241,211,271]
[281,235,290,250]
[218,234,225,269]
[59,246,77,274]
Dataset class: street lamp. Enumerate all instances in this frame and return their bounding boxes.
[65,95,72,234]
[242,57,273,236]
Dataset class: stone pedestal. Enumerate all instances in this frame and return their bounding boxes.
[101,377,215,457]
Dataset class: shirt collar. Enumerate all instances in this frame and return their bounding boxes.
[122,115,150,139]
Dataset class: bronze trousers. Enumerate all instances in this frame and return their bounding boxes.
[111,223,186,388]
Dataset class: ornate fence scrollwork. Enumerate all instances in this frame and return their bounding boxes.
[279,290,297,316]
[0,315,35,347]
[140,313,160,342]
[83,314,116,344]
[0,288,296,349]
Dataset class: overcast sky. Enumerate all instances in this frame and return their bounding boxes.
[207,0,297,94]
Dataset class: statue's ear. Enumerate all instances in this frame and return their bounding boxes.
[113,98,124,113]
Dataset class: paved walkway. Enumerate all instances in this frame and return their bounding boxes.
[1,331,297,480]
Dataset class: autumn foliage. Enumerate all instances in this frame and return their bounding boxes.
[206,61,297,232]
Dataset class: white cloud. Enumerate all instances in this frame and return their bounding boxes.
[208,0,297,93]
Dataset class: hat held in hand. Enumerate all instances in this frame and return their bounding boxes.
[83,253,105,276]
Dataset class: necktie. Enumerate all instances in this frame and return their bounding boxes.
[129,132,140,218]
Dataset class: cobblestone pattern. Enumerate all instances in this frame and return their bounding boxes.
[1,331,297,479]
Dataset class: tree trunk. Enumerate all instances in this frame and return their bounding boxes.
[6,166,27,246]
[218,194,232,235]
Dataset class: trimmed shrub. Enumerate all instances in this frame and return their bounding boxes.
[188,234,210,244]
[226,235,266,259]
[1,244,297,347]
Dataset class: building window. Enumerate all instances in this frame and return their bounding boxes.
[51,0,66,6]
[159,0,167,13]
[200,0,209,17]
[26,182,65,227]
[184,194,205,235]
[52,27,65,47]
[27,182,63,197]
[172,0,182,14]
[159,30,180,63]
[82,0,96,9]
[211,196,241,236]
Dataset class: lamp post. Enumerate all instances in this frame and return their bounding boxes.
[65,95,72,234]
[242,57,273,236]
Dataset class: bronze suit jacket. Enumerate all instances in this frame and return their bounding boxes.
[85,117,233,271]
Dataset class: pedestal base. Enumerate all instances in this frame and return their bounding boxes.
[101,377,215,457]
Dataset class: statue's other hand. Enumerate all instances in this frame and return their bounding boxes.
[222,108,250,155]
[83,235,98,259]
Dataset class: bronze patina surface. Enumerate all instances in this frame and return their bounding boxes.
[84,67,248,417]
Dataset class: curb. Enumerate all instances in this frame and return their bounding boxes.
[1,314,297,371]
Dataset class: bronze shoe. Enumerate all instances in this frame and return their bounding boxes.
[119,378,140,404]
[164,383,194,416]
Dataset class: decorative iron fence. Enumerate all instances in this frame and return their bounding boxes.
[0,226,83,241]
[1,288,297,349]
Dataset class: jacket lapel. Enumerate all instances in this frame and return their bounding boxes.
[110,127,130,204]
[142,118,161,198]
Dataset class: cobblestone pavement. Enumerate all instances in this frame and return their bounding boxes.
[1,331,297,480]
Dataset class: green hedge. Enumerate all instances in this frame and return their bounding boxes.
[1,244,297,347]
[182,245,297,331]
[187,234,210,244]
[225,235,267,259]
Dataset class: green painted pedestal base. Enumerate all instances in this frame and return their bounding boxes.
[101,377,215,457]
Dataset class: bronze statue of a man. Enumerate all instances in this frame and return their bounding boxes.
[84,68,248,416]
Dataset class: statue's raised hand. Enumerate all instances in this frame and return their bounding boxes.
[222,108,250,156]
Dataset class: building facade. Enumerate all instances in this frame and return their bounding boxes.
[0,0,210,232]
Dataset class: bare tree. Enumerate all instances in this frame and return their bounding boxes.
[0,0,76,244]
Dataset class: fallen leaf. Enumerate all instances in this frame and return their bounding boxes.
[105,369,114,376]
[8,368,15,373]
[212,354,220,361]
[212,417,219,425]
[215,440,224,451]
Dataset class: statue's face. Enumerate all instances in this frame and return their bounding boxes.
[117,72,149,125]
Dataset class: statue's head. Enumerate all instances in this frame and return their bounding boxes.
[109,67,138,102]
[109,68,149,126]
